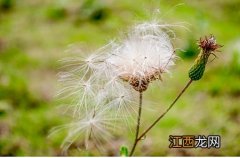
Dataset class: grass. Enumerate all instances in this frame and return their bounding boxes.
[0,0,240,156]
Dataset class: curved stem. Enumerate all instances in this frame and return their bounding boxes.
[138,79,192,141]
[131,79,193,156]
[130,92,143,156]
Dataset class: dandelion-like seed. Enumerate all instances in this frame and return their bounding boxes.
[57,21,177,154]
[51,107,117,153]
[107,22,176,92]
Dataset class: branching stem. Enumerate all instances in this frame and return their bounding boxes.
[130,79,193,156]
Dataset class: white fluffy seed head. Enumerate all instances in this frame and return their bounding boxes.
[57,20,178,151]
[106,22,176,92]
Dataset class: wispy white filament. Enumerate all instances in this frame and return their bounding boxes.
[57,21,177,152]
[107,22,175,80]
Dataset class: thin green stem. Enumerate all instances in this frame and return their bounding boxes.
[129,92,143,156]
[131,79,193,156]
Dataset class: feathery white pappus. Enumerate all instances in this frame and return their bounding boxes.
[56,21,177,152]
[107,22,176,92]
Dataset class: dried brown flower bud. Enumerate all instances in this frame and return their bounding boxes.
[198,35,222,53]
[189,35,222,81]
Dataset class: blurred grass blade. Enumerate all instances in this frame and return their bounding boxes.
[120,146,129,157]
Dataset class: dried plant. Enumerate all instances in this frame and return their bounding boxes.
[56,19,221,156]
[57,20,176,153]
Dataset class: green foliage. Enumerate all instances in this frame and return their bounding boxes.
[180,38,198,59]
[0,0,14,11]
[76,0,109,23]
[45,7,67,21]
[229,50,240,75]
[120,146,129,157]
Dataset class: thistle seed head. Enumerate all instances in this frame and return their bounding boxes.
[119,69,164,92]
[108,22,176,92]
[57,20,178,151]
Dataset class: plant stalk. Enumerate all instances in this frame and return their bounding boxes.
[130,79,193,156]
[129,92,143,156]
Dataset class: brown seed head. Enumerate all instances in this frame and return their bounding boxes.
[198,35,222,53]
[119,68,164,92]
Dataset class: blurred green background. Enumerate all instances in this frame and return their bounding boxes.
[0,0,240,156]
